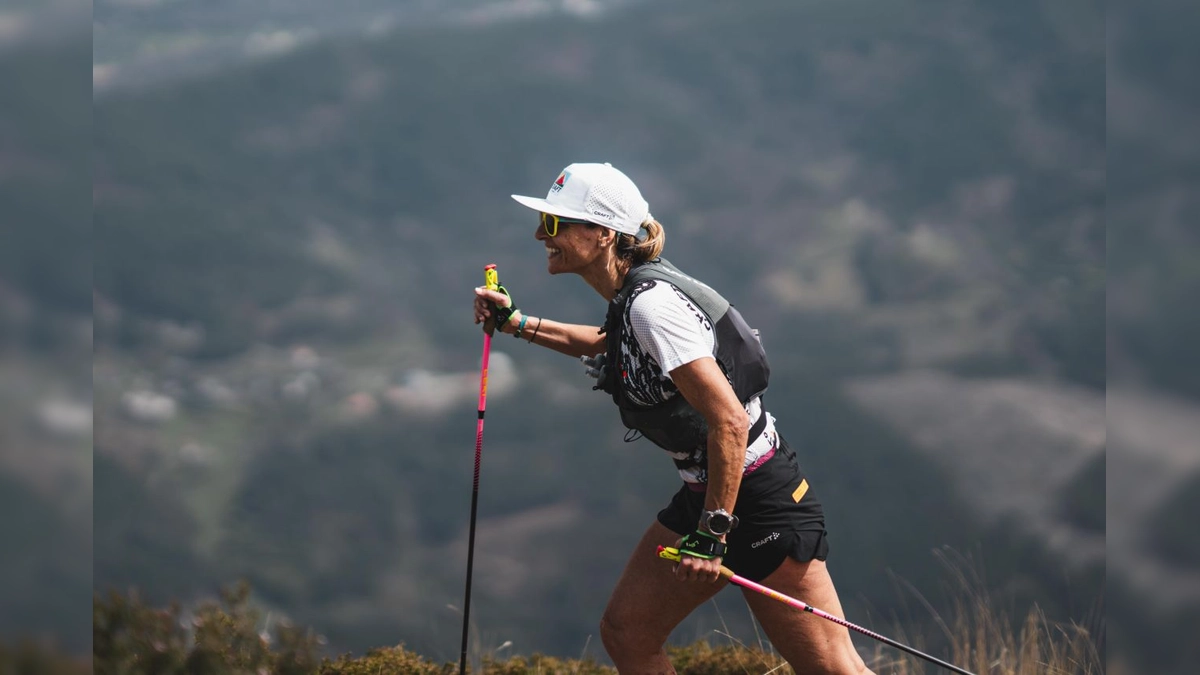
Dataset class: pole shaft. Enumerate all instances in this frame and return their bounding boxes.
[459,331,490,675]
[657,547,974,675]
[724,568,974,675]
[461,266,500,675]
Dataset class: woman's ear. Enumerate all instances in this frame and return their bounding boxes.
[597,227,617,248]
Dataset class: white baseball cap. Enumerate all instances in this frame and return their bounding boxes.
[511,162,651,236]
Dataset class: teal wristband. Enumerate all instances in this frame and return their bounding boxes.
[514,314,529,339]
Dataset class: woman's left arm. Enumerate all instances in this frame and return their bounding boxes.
[667,356,750,583]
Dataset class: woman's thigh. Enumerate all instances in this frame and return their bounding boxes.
[742,558,871,674]
[602,521,728,648]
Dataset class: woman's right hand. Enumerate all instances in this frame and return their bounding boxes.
[474,286,520,334]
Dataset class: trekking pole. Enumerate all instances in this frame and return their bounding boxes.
[657,546,977,675]
[459,263,501,675]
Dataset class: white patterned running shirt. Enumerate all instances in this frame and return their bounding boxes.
[619,279,777,485]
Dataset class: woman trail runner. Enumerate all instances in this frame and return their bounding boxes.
[473,162,873,675]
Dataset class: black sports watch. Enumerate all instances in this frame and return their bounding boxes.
[699,508,739,537]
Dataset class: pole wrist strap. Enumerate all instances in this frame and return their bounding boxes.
[493,284,519,328]
[679,531,727,560]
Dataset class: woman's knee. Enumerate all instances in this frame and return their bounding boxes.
[599,611,663,657]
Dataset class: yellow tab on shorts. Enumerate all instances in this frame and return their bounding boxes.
[791,479,809,503]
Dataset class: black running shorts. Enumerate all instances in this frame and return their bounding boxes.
[657,435,828,582]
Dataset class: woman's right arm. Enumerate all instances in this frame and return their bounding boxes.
[474,287,605,358]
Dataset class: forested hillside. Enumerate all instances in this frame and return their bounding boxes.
[10,0,1180,669]
[87,0,1111,661]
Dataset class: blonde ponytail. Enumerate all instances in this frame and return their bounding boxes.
[617,217,666,264]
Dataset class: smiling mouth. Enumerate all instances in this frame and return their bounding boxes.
[547,247,561,258]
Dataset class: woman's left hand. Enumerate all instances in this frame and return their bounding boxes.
[474,286,520,334]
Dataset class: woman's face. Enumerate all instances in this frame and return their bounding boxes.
[534,217,611,275]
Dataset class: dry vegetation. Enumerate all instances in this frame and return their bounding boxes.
[60,571,1104,675]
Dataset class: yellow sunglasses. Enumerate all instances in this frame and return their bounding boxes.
[540,212,592,237]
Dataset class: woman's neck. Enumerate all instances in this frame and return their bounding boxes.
[581,255,632,302]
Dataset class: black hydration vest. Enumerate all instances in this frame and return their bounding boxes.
[596,258,770,470]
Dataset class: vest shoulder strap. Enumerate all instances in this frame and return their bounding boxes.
[619,258,729,321]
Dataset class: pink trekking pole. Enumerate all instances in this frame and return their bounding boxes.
[657,546,976,675]
[459,264,501,675]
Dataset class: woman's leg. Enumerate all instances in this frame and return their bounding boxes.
[743,557,873,675]
[601,521,727,674]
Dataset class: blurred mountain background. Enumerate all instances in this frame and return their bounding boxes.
[1,0,1196,672]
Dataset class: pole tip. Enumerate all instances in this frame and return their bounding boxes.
[484,263,497,270]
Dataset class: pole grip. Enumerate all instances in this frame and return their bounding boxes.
[482,264,501,337]
[657,545,681,562]
[656,546,735,579]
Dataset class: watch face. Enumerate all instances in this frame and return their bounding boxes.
[707,512,733,534]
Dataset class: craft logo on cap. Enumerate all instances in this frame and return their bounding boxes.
[550,170,570,193]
